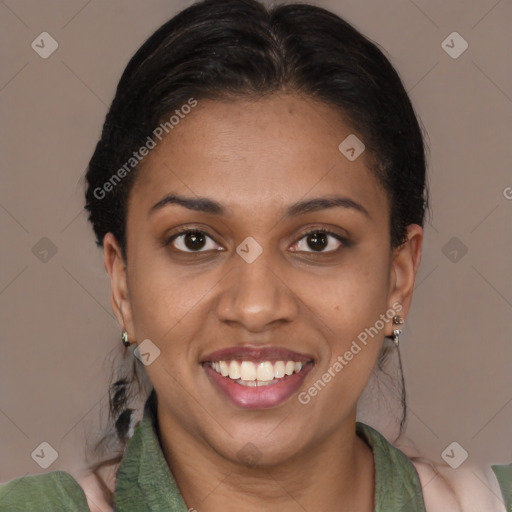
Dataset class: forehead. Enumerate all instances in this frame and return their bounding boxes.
[128,93,387,220]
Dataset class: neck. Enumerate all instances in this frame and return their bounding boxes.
[156,409,375,512]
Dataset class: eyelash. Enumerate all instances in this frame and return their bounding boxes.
[165,226,349,254]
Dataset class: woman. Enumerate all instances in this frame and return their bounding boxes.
[1,0,511,510]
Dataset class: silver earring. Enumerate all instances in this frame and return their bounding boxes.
[121,330,130,347]
[393,315,404,325]
[392,315,404,347]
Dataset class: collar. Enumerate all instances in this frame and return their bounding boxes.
[356,422,426,511]
[114,392,426,511]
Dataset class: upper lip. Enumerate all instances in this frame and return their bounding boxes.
[201,345,314,363]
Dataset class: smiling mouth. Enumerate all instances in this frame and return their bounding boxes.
[206,359,312,386]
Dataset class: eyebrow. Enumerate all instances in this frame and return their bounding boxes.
[149,193,370,219]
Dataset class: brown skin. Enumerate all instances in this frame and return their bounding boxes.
[103,93,423,512]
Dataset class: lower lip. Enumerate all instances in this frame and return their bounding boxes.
[203,363,314,409]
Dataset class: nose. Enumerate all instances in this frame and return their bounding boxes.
[215,248,299,332]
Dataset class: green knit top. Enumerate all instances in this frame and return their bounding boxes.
[1,395,511,511]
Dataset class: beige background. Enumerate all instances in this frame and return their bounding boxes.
[1,0,511,492]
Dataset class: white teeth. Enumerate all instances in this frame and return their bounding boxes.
[236,378,277,387]
[210,359,306,383]
[285,361,295,375]
[274,361,285,378]
[240,361,257,381]
[256,361,274,381]
[228,360,241,379]
[237,379,258,387]
[219,361,229,377]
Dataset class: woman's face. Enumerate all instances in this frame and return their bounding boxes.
[105,93,422,466]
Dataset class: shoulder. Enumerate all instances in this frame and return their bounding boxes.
[411,458,509,512]
[0,470,91,511]
[394,437,509,512]
[74,467,116,512]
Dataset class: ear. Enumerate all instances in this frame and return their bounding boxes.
[385,224,423,336]
[103,232,135,341]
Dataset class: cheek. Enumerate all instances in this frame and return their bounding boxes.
[127,250,214,345]
[307,255,390,334]
[305,255,391,382]
[298,267,390,412]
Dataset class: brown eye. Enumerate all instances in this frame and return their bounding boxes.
[291,229,347,253]
[167,229,220,252]
[305,231,328,251]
